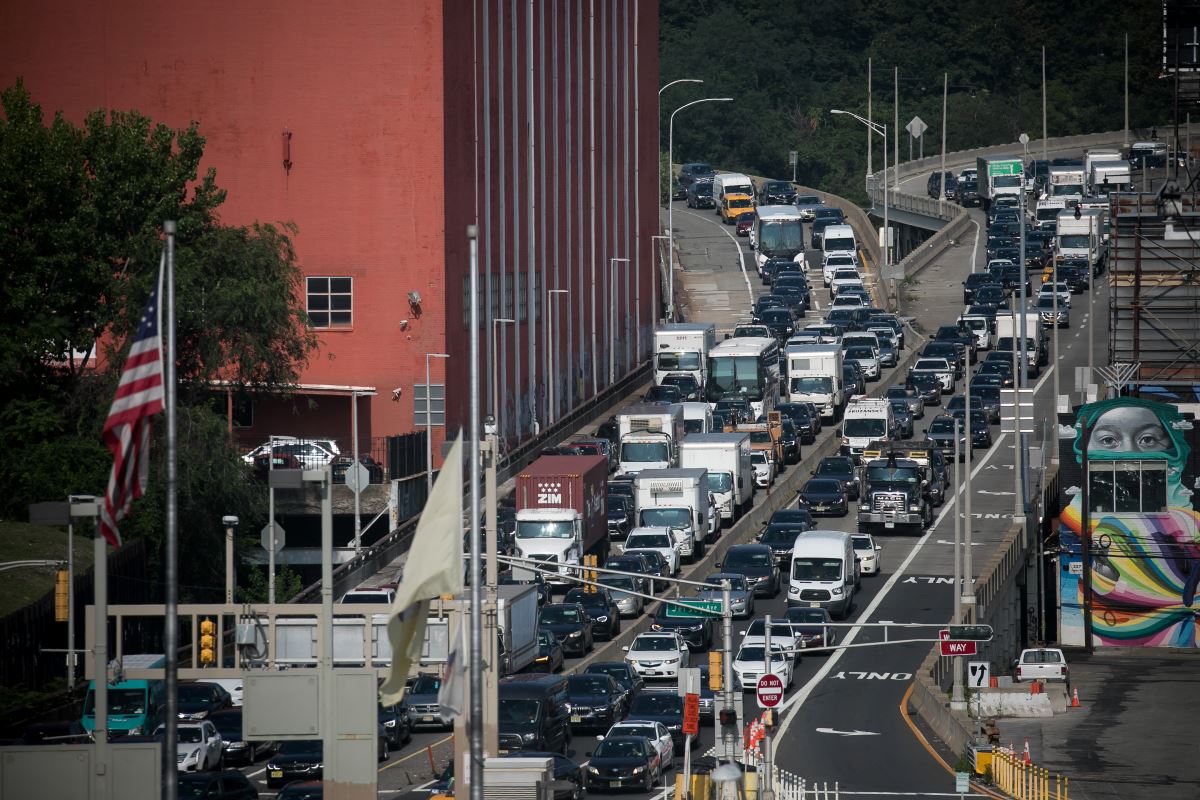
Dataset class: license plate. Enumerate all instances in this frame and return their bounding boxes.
[813,505,826,511]
[610,782,622,788]
[423,715,434,722]
[885,521,895,528]
[270,771,283,778]
[809,602,820,608]
[571,715,582,724]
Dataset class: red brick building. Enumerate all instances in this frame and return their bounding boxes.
[2,0,659,467]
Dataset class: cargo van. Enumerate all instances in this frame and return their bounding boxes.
[497,674,571,754]
[821,224,857,264]
[786,531,857,618]
[711,173,755,212]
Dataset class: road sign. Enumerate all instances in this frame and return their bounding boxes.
[677,667,702,698]
[344,462,370,492]
[905,116,928,139]
[260,522,285,553]
[947,624,994,641]
[968,662,991,688]
[788,150,798,166]
[682,693,701,736]
[939,629,977,657]
[756,674,784,709]
[1000,388,1035,434]
[987,159,1022,177]
[666,600,722,619]
[956,772,971,793]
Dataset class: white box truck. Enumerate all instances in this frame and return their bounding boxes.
[1088,160,1131,195]
[786,343,845,421]
[1055,208,1105,267]
[1046,166,1085,204]
[976,156,1024,209]
[995,311,1044,372]
[654,323,717,388]
[679,432,754,522]
[634,468,712,561]
[617,403,686,476]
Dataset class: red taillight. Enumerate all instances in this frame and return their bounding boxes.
[1016,666,1023,679]
[1060,666,1066,676]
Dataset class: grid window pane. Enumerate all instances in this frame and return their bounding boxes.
[308,294,330,311]
[329,277,352,293]
[1143,468,1167,512]
[330,294,352,311]
[307,276,353,328]
[330,311,352,327]
[308,311,330,328]
[307,277,329,293]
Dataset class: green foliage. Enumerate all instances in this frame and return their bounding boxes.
[659,1,1172,203]
[239,563,304,604]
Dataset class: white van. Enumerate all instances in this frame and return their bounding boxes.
[787,530,857,619]
[680,401,714,435]
[821,224,857,263]
[711,173,755,213]
[840,398,893,463]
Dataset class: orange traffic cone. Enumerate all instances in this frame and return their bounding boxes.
[1071,687,1081,707]
[1022,739,1032,765]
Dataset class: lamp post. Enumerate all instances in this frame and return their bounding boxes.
[609,258,629,384]
[831,108,890,281]
[425,353,450,495]
[658,79,703,209]
[651,234,669,327]
[491,318,516,442]
[548,289,569,424]
[222,515,239,604]
[668,97,733,320]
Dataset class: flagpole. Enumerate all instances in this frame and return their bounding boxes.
[162,220,179,800]
[467,224,484,800]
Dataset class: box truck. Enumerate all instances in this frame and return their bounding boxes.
[976,156,1024,209]
[785,342,845,421]
[514,455,609,584]
[616,403,686,476]
[654,323,717,388]
[680,432,755,521]
[1055,208,1105,269]
[634,468,712,561]
[1088,160,1131,195]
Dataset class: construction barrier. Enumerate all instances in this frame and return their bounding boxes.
[992,745,1069,800]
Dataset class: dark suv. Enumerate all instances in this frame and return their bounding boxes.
[686,180,715,209]
[498,674,572,754]
[759,180,796,205]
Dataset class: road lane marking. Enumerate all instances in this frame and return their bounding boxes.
[247,767,265,778]
[676,208,755,307]
[899,683,1006,798]
[378,733,453,772]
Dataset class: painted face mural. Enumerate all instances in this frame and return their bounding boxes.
[1059,398,1199,647]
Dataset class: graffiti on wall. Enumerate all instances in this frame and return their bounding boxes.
[1058,398,1200,647]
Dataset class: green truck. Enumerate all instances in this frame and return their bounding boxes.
[975,155,1024,211]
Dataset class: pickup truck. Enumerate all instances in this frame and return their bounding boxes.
[907,358,955,394]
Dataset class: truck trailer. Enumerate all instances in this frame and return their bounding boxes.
[514,455,609,584]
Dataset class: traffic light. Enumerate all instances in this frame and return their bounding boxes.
[948,624,994,641]
[708,652,723,690]
[198,618,217,666]
[762,709,776,730]
[54,570,69,623]
[719,708,737,726]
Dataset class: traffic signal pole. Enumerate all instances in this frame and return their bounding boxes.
[761,615,775,800]
[722,580,737,762]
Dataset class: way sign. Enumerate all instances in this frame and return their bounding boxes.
[939,629,977,657]
[666,600,722,619]
[905,115,928,139]
[260,522,285,553]
[968,662,991,687]
[756,674,785,709]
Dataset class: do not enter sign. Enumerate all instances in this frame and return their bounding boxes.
[756,674,784,709]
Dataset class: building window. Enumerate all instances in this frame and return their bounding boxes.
[1088,461,1168,514]
[307,277,353,328]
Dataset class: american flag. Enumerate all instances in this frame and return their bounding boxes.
[99,260,165,548]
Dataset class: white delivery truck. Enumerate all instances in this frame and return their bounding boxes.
[1033,197,1067,231]
[617,403,686,476]
[820,223,857,263]
[711,172,756,211]
[654,323,717,388]
[839,398,893,463]
[680,401,714,435]
[1046,166,1085,205]
[1055,208,1105,267]
[679,432,754,522]
[1088,160,1131,195]
[634,468,712,561]
[995,311,1044,372]
[786,530,857,618]
[785,342,845,421]
[1084,149,1122,184]
[976,156,1024,209]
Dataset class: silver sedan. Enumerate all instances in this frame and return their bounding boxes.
[599,575,645,617]
[695,573,755,619]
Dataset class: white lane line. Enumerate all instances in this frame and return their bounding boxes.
[247,767,266,778]
[969,218,981,273]
[773,425,1010,746]
[676,208,755,307]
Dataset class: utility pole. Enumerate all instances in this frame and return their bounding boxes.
[722,580,737,762]
[761,615,775,800]
[1080,418,1094,653]
[867,57,872,179]
[940,73,948,205]
[951,419,966,711]
[482,418,500,758]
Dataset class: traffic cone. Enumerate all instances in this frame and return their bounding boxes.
[1071,687,1081,707]
[1022,739,1032,765]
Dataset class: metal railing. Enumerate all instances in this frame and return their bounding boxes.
[992,746,1070,800]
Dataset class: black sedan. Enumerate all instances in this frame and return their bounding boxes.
[586,735,664,792]
[925,415,968,461]
[208,709,275,766]
[812,456,859,500]
[582,661,645,699]
[532,628,564,673]
[757,522,807,565]
[649,604,713,651]
[948,408,994,448]
[776,402,819,444]
[266,740,323,789]
[565,674,628,732]
[563,588,622,640]
[177,681,232,721]
[503,752,586,800]
[537,603,594,656]
[797,478,849,517]
[908,373,943,406]
[757,308,795,342]
[626,692,692,754]
[889,399,915,439]
[717,544,780,598]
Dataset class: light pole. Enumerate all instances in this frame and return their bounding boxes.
[651,234,669,326]
[221,515,238,604]
[609,257,629,384]
[668,97,734,319]
[548,289,569,424]
[492,318,516,442]
[424,353,450,495]
[658,79,703,209]
[831,109,890,287]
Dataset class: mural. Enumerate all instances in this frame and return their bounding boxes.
[1058,398,1200,647]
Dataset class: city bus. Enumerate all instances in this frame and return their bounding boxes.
[706,337,781,419]
[753,205,806,271]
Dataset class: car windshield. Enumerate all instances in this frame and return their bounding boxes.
[844,418,886,437]
[177,728,204,743]
[178,685,214,702]
[866,466,918,484]
[498,698,540,725]
[633,636,679,652]
[846,347,874,359]
[594,739,645,759]
[851,536,874,551]
[640,508,690,528]
[805,479,842,493]
[630,694,681,714]
[615,725,657,740]
[762,525,804,544]
[787,608,829,624]
[411,675,441,695]
[540,607,581,624]
[724,549,772,568]
[792,558,843,582]
[621,441,670,463]
[929,419,957,434]
[599,575,637,592]
[790,376,833,393]
[628,533,672,549]
[706,472,733,493]
[516,520,574,539]
[705,574,748,592]
[738,646,787,663]
[587,664,631,682]
[567,676,612,695]
[84,688,146,716]
[656,352,701,371]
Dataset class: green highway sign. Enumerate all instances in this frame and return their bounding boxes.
[666,600,723,618]
[947,624,994,641]
[987,160,1022,177]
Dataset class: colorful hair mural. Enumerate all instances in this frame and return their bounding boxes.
[1058,397,1199,648]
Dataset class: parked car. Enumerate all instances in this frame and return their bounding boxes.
[332,454,385,485]
[1013,648,1069,683]
[242,438,338,470]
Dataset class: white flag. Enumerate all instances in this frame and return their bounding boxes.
[379,434,465,705]
[437,619,466,719]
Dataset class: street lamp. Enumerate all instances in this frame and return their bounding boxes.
[669,97,733,319]
[221,515,239,604]
[659,79,704,209]
[491,318,516,442]
[831,109,890,275]
[609,258,629,384]
[424,353,450,495]
[548,289,569,424]
[651,234,669,326]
